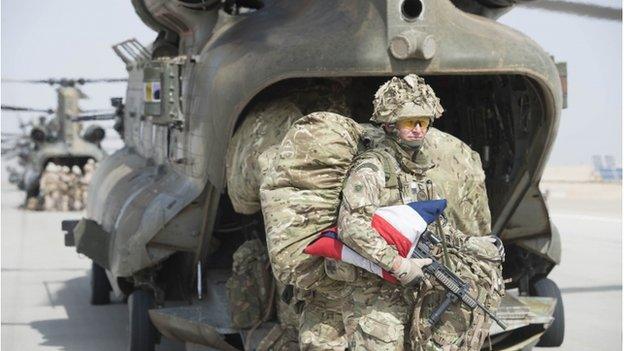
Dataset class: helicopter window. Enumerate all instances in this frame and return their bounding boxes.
[401,0,424,20]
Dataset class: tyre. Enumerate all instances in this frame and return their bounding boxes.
[530,277,564,347]
[128,289,157,351]
[90,262,112,305]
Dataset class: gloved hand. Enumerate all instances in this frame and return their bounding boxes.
[391,256,432,286]
[485,235,505,262]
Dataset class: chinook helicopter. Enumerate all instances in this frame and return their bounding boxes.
[1,78,125,203]
[61,0,619,350]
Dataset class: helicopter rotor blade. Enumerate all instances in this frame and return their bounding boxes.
[2,78,127,87]
[72,112,117,122]
[79,78,127,84]
[1,105,54,114]
[81,108,117,113]
[1,78,52,84]
[518,0,622,21]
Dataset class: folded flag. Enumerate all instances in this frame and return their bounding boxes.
[304,228,399,283]
[371,199,447,257]
[304,199,447,283]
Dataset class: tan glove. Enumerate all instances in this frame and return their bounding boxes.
[391,256,432,286]
[484,235,505,262]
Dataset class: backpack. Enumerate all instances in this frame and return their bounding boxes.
[225,239,275,329]
[226,99,304,215]
[260,112,378,291]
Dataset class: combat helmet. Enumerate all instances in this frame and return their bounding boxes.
[371,74,444,125]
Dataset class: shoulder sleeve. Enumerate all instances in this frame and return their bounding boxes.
[337,154,398,271]
[341,155,386,210]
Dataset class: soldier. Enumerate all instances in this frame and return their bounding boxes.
[259,75,498,349]
[335,75,496,350]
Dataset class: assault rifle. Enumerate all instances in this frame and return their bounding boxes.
[412,231,507,330]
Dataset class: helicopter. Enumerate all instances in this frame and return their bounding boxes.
[60,0,619,350]
[1,78,125,207]
[2,116,39,187]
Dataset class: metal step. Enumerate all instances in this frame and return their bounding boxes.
[150,304,240,351]
[490,293,556,335]
[149,269,238,350]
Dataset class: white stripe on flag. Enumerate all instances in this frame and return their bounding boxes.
[375,205,428,243]
[341,246,383,277]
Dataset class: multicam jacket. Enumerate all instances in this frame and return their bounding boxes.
[337,128,492,273]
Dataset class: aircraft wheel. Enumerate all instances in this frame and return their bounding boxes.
[90,261,112,305]
[530,277,565,347]
[128,289,157,351]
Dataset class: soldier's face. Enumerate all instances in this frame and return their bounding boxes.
[395,117,429,142]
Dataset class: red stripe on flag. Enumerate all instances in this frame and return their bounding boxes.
[382,271,399,284]
[304,236,343,260]
[371,214,413,257]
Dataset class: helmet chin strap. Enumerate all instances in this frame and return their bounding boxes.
[388,127,424,152]
[398,138,423,149]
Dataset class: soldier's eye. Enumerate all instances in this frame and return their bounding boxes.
[397,118,429,130]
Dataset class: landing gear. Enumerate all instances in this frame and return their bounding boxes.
[128,289,158,351]
[90,262,112,305]
[531,278,565,347]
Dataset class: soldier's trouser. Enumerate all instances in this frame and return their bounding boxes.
[299,293,352,351]
[345,278,411,351]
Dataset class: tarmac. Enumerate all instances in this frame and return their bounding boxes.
[1,172,621,350]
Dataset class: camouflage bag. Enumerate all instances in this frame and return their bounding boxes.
[410,228,505,351]
[226,239,275,329]
[260,112,368,291]
[421,128,491,236]
[226,99,304,215]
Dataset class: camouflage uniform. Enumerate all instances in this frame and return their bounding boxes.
[298,291,351,351]
[293,129,490,351]
[256,281,301,351]
[226,99,304,215]
[259,76,493,349]
[36,161,96,211]
[421,128,491,236]
[227,80,351,215]
[255,84,353,349]
[338,138,443,350]
[260,112,360,351]
[226,84,349,350]
[335,75,492,350]
[258,79,354,350]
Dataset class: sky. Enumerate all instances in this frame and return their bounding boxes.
[500,1,622,166]
[0,1,155,151]
[1,0,621,166]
